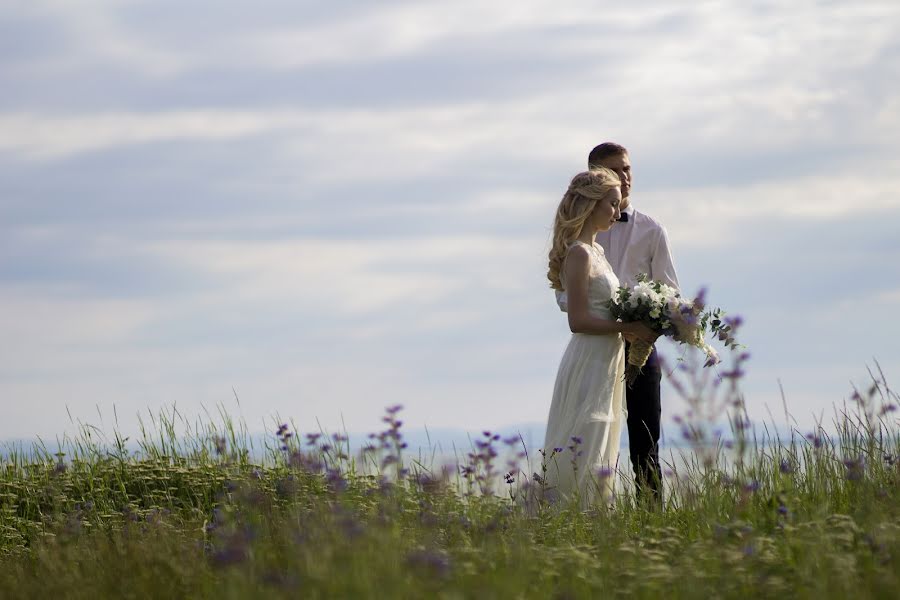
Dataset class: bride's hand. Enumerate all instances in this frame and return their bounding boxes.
[624,322,658,344]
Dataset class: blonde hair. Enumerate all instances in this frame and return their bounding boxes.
[547,168,621,291]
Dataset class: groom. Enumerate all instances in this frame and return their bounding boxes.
[560,142,680,504]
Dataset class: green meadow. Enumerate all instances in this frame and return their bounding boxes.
[1,356,898,599]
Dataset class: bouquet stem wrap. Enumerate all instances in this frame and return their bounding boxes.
[625,339,653,386]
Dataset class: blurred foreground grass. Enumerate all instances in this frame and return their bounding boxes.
[1,359,898,599]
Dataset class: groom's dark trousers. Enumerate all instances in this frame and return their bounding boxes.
[624,342,662,504]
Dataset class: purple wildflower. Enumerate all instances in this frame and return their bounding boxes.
[597,466,614,480]
[843,456,865,481]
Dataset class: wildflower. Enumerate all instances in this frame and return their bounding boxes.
[779,459,794,474]
[724,315,743,329]
[722,367,746,380]
[743,480,760,493]
[597,466,613,479]
[843,456,865,481]
[288,451,323,473]
[325,468,348,493]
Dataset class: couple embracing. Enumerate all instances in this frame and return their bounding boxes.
[544,142,679,507]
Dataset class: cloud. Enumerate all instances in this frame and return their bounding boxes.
[643,168,900,249]
[0,110,289,160]
[2,0,900,442]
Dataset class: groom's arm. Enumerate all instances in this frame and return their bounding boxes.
[650,226,680,291]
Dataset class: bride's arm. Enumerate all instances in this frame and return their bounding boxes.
[565,245,656,342]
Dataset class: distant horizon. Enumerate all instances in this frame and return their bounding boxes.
[0,415,841,463]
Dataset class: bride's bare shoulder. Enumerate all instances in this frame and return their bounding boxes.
[564,243,591,272]
[566,242,591,259]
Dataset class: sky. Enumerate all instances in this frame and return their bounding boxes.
[2,0,900,447]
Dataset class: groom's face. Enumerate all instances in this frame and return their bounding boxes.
[595,153,632,206]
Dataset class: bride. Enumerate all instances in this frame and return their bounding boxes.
[544,168,657,505]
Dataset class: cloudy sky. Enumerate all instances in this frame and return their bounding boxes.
[2,0,899,446]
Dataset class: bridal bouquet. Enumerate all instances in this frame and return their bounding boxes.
[607,274,736,384]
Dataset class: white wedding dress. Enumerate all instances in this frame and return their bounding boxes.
[543,241,626,505]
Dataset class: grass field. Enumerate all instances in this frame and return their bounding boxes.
[1,355,898,598]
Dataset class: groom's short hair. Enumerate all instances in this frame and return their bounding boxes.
[588,142,628,168]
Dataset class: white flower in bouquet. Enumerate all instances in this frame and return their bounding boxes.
[607,274,739,384]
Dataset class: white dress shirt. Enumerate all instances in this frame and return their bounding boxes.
[556,204,679,310]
